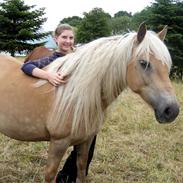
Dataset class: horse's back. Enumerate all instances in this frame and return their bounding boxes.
[0,54,20,68]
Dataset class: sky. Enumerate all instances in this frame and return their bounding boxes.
[23,0,154,32]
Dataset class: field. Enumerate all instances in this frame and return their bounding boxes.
[0,58,182,183]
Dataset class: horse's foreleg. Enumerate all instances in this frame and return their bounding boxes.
[76,137,94,183]
[45,139,69,183]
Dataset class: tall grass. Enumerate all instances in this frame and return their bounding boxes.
[0,78,182,183]
[88,82,183,183]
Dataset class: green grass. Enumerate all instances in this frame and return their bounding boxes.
[0,81,182,183]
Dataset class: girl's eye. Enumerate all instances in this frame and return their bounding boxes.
[61,36,74,40]
[139,59,151,70]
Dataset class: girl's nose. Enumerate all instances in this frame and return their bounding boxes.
[66,38,71,43]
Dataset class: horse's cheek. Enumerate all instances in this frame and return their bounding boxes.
[127,63,143,93]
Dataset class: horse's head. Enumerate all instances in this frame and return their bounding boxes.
[127,23,179,123]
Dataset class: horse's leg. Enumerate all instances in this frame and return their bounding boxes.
[45,139,69,183]
[86,135,97,175]
[76,137,94,183]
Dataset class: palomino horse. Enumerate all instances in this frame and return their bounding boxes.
[0,23,179,183]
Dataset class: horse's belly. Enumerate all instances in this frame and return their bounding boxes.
[0,84,52,141]
[0,111,50,141]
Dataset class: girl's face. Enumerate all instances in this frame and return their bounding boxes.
[55,30,74,54]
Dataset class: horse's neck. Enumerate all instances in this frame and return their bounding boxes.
[100,52,129,107]
[100,75,125,111]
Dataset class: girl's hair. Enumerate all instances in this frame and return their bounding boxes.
[53,23,74,37]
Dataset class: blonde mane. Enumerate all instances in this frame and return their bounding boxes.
[41,31,172,137]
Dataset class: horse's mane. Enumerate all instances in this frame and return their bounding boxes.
[135,31,172,69]
[41,31,172,137]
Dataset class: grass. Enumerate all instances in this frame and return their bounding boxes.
[0,59,182,183]
[87,82,183,183]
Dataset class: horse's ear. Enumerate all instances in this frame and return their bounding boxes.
[157,25,168,41]
[137,22,147,43]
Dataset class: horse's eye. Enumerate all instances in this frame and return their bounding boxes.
[139,60,150,70]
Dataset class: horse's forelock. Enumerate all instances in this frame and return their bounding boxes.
[135,31,172,70]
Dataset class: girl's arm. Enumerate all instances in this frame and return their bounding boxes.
[21,52,66,86]
[32,67,66,86]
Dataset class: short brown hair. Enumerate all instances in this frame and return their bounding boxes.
[53,23,74,37]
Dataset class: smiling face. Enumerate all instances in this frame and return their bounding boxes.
[55,29,75,54]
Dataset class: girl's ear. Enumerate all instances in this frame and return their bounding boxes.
[54,36,58,45]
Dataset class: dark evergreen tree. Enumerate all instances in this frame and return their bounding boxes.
[0,0,49,56]
[148,0,183,80]
[76,8,112,43]
[131,7,153,30]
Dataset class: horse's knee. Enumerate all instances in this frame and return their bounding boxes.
[45,139,70,182]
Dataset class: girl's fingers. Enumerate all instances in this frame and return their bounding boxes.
[55,76,67,84]
[54,79,66,86]
[48,73,67,86]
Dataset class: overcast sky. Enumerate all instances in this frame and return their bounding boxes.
[23,0,154,31]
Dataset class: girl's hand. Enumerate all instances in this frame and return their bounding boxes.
[47,72,66,86]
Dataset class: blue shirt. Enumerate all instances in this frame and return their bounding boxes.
[21,52,65,76]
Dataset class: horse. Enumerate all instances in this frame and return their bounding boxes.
[24,46,54,63]
[0,23,179,183]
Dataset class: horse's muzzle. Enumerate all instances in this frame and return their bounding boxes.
[154,102,179,123]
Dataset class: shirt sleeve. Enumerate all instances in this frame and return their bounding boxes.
[21,53,60,76]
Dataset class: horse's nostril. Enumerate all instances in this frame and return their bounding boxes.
[162,104,179,122]
[155,103,179,123]
[164,107,171,117]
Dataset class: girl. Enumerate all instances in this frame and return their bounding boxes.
[21,23,75,86]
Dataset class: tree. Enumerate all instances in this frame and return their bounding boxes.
[131,7,153,30]
[148,0,183,80]
[110,10,132,35]
[114,10,132,18]
[111,16,131,35]
[76,8,112,43]
[60,16,82,27]
[0,0,49,56]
